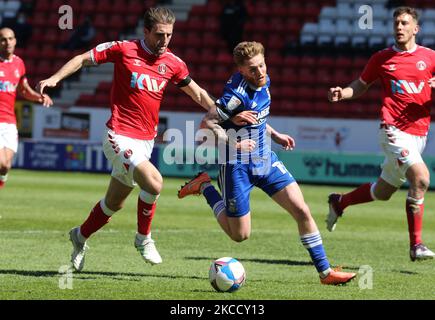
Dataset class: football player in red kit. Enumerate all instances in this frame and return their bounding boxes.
[326,7,435,261]
[38,7,253,271]
[0,28,53,189]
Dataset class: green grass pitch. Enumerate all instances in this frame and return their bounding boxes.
[0,169,434,300]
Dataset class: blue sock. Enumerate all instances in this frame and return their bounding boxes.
[202,185,225,218]
[300,232,330,273]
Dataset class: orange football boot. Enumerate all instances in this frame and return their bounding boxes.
[178,172,211,199]
[320,267,357,285]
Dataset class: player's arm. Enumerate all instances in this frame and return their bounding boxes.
[328,78,370,102]
[201,105,256,152]
[266,124,295,151]
[179,78,216,111]
[17,77,53,107]
[36,51,94,94]
[180,79,258,126]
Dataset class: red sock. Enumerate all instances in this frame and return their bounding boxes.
[340,183,374,211]
[80,201,112,238]
[406,199,424,247]
[137,198,156,236]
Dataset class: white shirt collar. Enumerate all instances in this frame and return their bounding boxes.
[392,44,418,53]
[140,39,166,56]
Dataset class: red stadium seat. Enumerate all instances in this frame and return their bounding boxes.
[76,94,95,107]
[126,0,144,15]
[190,5,207,17]
[111,15,125,30]
[96,0,112,14]
[206,0,222,16]
[187,16,204,31]
[94,14,109,29]
[28,13,47,27]
[80,2,96,15]
[185,32,202,48]
[35,0,50,11]
[203,18,219,32]
[335,56,353,69]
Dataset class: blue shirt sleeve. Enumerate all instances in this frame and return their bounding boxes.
[215,86,245,121]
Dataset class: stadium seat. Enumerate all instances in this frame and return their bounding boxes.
[300,23,318,45]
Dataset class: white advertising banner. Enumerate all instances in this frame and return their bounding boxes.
[33,107,435,155]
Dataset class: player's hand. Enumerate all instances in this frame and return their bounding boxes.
[40,93,53,108]
[36,77,58,95]
[429,77,435,89]
[231,111,258,126]
[328,87,343,102]
[236,139,256,152]
[272,133,295,151]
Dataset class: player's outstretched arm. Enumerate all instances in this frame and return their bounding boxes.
[328,78,369,102]
[180,79,216,111]
[18,78,53,107]
[266,124,295,151]
[37,51,94,95]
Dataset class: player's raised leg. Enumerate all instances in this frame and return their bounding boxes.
[178,171,251,241]
[326,179,397,231]
[406,163,435,261]
[273,182,356,285]
[70,177,132,271]
[133,160,163,265]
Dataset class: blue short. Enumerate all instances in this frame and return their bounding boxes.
[217,151,295,217]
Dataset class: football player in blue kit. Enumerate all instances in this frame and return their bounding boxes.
[178,41,356,285]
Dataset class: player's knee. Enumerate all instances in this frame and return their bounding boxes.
[148,176,163,195]
[416,177,429,192]
[0,163,10,174]
[292,205,312,223]
[231,232,250,242]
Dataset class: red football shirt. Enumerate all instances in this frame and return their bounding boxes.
[0,55,26,124]
[360,45,435,136]
[91,40,189,139]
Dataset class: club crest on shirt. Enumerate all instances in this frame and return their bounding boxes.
[133,59,141,66]
[227,95,241,111]
[388,64,396,71]
[0,71,4,77]
[416,60,426,71]
[158,63,166,75]
[15,69,20,78]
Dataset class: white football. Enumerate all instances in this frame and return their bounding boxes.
[209,257,246,292]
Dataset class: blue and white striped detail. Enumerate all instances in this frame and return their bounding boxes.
[212,200,226,218]
[235,79,248,96]
[300,231,323,249]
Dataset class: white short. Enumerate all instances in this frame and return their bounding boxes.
[0,123,18,153]
[378,125,426,188]
[102,129,155,188]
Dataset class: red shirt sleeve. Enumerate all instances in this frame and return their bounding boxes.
[20,58,27,80]
[431,49,435,73]
[171,58,189,85]
[360,52,381,85]
[90,41,123,65]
